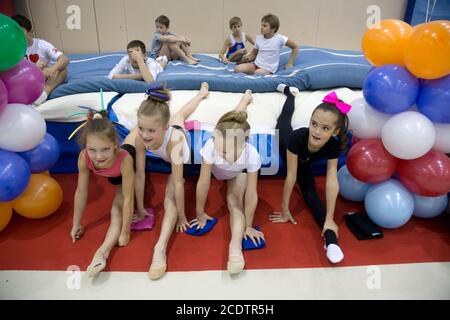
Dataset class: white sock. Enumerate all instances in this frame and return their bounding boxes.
[276,84,299,96]
[156,55,168,63]
[276,84,286,93]
[289,87,300,96]
[33,91,48,106]
[326,244,344,264]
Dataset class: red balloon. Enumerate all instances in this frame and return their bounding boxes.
[351,135,361,147]
[347,139,398,183]
[397,149,450,196]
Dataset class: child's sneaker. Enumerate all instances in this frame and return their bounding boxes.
[156,55,168,64]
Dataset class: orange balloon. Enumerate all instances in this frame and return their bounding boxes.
[12,174,63,219]
[404,20,450,79]
[0,202,13,232]
[362,19,413,66]
[40,171,50,176]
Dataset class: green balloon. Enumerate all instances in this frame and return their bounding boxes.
[0,14,27,71]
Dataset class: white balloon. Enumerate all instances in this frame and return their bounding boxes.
[348,97,391,139]
[433,122,450,153]
[381,111,436,160]
[0,103,46,152]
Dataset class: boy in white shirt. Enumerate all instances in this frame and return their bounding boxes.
[12,15,70,105]
[234,14,299,75]
[108,40,167,83]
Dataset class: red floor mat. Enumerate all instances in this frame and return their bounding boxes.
[0,173,449,272]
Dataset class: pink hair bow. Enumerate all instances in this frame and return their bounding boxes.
[322,91,351,114]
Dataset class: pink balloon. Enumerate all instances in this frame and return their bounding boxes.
[0,59,45,105]
[0,79,7,112]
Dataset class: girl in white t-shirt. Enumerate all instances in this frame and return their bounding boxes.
[193,90,264,275]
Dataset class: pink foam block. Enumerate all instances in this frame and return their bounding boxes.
[184,120,201,131]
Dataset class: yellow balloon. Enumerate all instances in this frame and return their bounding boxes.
[404,20,450,79]
[0,202,13,232]
[362,19,413,66]
[12,174,63,219]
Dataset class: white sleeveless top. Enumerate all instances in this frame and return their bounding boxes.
[230,32,246,46]
[147,126,191,164]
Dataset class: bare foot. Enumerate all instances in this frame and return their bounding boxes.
[190,56,200,62]
[86,250,107,278]
[185,58,198,65]
[242,89,253,105]
[148,247,167,280]
[227,253,245,275]
[199,82,209,99]
[227,245,245,275]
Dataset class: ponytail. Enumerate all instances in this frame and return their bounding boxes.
[138,85,171,125]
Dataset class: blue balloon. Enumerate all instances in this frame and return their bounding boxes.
[0,149,31,201]
[17,133,60,173]
[364,179,414,229]
[413,193,448,218]
[338,165,371,202]
[417,75,450,124]
[363,64,419,114]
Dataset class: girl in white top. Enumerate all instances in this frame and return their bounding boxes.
[193,90,264,275]
[123,82,209,280]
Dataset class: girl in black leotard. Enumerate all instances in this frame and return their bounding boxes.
[270,84,351,264]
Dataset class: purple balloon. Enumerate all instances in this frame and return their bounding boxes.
[0,149,31,202]
[0,58,45,105]
[18,133,61,173]
[417,75,450,124]
[363,64,419,114]
[0,79,7,112]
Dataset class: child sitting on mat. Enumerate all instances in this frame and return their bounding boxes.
[149,15,199,65]
[219,16,255,64]
[234,13,299,75]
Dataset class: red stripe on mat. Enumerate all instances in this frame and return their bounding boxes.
[0,173,449,272]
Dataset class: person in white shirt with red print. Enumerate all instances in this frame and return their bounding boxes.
[12,15,70,105]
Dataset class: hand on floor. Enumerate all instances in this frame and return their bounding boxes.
[70,225,84,243]
[190,212,214,230]
[118,231,130,246]
[269,211,297,224]
[322,219,339,238]
[244,226,265,246]
[132,208,153,222]
[176,215,191,232]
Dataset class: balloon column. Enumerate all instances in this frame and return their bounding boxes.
[340,19,450,229]
[0,14,62,232]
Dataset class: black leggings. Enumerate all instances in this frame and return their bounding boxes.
[276,86,338,246]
